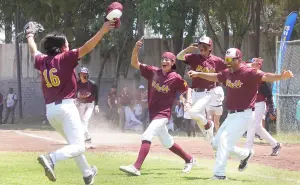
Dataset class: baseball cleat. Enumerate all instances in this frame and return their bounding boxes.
[37,154,56,182]
[83,166,98,185]
[271,143,281,156]
[211,175,228,180]
[119,165,141,176]
[238,149,254,172]
[182,157,197,173]
[205,120,214,142]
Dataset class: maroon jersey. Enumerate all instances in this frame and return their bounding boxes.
[140,64,188,121]
[217,65,264,110]
[34,49,79,104]
[256,92,265,103]
[119,92,132,106]
[77,80,97,103]
[184,54,226,89]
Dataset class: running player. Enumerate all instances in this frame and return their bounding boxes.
[188,48,293,180]
[26,20,115,184]
[76,67,99,145]
[119,38,196,176]
[177,36,227,141]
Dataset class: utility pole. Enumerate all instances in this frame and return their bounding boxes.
[15,4,23,119]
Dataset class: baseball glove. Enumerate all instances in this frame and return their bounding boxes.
[23,21,45,38]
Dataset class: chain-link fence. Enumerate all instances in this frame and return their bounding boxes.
[276,40,300,133]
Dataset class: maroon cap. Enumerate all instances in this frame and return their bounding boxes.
[162,52,177,70]
[105,2,123,28]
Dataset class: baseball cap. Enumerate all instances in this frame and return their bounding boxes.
[105,2,123,28]
[139,85,145,89]
[225,48,243,59]
[80,67,89,73]
[162,52,177,70]
[197,36,213,46]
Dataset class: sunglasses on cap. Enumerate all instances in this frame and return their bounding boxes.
[161,57,173,62]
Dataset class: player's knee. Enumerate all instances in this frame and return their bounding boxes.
[141,133,154,142]
[77,145,86,154]
[160,137,174,149]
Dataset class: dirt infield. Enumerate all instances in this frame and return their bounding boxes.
[1,124,300,172]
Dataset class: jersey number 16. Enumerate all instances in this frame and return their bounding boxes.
[43,68,61,88]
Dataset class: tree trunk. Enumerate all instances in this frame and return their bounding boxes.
[184,6,200,47]
[222,20,230,54]
[96,47,114,91]
[174,30,185,76]
[4,16,12,43]
[254,0,261,57]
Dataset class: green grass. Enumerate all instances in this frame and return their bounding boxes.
[0,152,299,185]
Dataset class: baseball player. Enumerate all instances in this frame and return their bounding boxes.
[245,58,281,156]
[188,48,293,180]
[177,36,227,141]
[119,38,196,176]
[25,20,115,184]
[76,67,99,145]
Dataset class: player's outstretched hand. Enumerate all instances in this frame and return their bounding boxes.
[281,70,293,80]
[269,113,276,121]
[101,20,116,34]
[187,70,198,78]
[95,105,100,114]
[135,37,144,49]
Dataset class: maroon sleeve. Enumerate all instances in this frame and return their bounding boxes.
[34,54,46,70]
[184,54,193,65]
[248,68,265,83]
[176,77,189,93]
[216,58,227,72]
[217,70,227,84]
[60,49,79,69]
[140,64,158,80]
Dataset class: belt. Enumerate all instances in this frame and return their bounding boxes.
[193,85,215,92]
[228,108,255,114]
[55,100,63,105]
[212,105,222,107]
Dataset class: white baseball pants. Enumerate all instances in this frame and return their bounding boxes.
[188,88,216,127]
[142,118,174,148]
[212,109,254,176]
[78,101,94,140]
[245,101,277,149]
[46,99,92,177]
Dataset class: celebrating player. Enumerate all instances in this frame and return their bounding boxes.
[188,48,293,180]
[245,58,281,156]
[26,20,115,184]
[119,38,196,176]
[177,36,227,140]
[76,67,99,146]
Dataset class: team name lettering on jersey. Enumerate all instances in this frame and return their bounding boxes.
[226,79,243,88]
[196,65,216,73]
[152,81,170,93]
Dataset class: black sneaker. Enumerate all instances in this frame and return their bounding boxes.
[83,166,98,185]
[271,143,281,156]
[37,154,56,182]
[211,175,228,180]
[238,149,254,172]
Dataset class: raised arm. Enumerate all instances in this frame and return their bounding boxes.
[176,45,198,61]
[78,21,115,59]
[188,70,219,82]
[261,70,293,82]
[27,36,39,57]
[131,38,144,69]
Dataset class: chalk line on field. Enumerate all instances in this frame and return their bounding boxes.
[149,156,300,184]
[14,131,300,184]
[14,131,66,144]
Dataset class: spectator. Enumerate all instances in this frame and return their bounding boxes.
[3,88,17,124]
[107,84,118,126]
[174,100,184,131]
[119,86,142,131]
[0,93,3,124]
[139,85,149,130]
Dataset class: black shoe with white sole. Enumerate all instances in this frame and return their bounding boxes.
[37,154,56,182]
[83,166,98,185]
[271,143,281,156]
[238,149,254,172]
